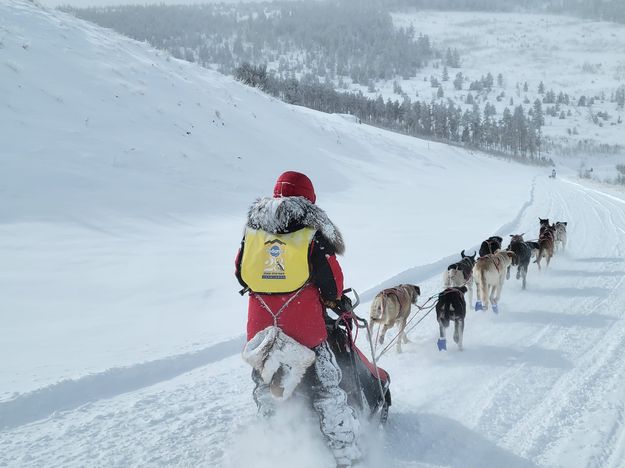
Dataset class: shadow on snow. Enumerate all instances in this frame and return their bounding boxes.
[440,344,572,370]
[498,309,616,330]
[0,335,245,430]
[383,411,539,468]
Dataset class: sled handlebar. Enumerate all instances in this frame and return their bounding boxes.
[342,288,360,310]
[340,288,371,330]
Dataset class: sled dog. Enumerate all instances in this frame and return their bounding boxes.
[443,250,476,309]
[436,286,468,351]
[554,221,568,251]
[506,234,533,290]
[369,284,420,353]
[473,250,515,312]
[479,236,503,257]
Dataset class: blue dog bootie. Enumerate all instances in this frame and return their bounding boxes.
[437,338,447,351]
[475,301,483,311]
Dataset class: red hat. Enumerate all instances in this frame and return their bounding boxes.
[273,171,316,204]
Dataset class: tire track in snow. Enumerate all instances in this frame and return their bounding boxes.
[0,335,245,430]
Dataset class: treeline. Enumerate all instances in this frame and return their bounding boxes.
[387,0,625,23]
[66,1,434,83]
[236,64,551,165]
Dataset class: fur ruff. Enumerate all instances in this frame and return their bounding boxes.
[246,197,345,255]
[242,326,316,400]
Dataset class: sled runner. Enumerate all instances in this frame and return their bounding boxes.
[325,289,392,425]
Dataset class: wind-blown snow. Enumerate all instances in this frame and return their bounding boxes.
[2,1,625,467]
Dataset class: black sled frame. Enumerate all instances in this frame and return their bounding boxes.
[325,289,391,425]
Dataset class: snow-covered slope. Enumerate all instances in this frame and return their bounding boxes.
[385,12,625,163]
[4,1,625,467]
[0,0,539,399]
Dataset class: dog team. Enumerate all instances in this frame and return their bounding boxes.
[369,218,568,352]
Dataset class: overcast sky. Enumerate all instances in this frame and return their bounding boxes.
[38,0,286,8]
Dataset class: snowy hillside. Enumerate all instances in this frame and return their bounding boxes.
[386,12,625,153]
[2,1,625,467]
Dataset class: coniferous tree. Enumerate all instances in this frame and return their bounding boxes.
[485,72,494,90]
[454,72,463,90]
[616,86,625,109]
[452,49,461,68]
[532,99,545,127]
[445,48,453,67]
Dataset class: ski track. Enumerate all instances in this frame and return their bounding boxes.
[2,177,625,468]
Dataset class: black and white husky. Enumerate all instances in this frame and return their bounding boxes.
[443,250,476,309]
[436,286,468,351]
[506,234,533,290]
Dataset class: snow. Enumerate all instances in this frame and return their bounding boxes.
[382,11,625,153]
[37,0,299,8]
[2,1,625,467]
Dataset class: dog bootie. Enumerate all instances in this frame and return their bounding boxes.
[437,338,447,351]
[492,303,499,314]
[475,301,483,311]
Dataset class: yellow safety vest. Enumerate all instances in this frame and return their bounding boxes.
[241,226,316,293]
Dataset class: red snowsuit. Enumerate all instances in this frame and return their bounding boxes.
[235,199,345,348]
[235,173,361,467]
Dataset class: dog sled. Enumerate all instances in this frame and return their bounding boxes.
[243,289,392,425]
[325,289,392,424]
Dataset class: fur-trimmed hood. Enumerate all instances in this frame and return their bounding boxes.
[246,197,345,255]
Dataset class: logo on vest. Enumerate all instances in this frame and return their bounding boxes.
[263,239,287,280]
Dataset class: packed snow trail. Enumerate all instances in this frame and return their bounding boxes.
[2,177,625,468]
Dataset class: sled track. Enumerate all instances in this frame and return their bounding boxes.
[469,182,625,466]
[0,335,245,430]
[3,177,625,468]
[362,177,537,302]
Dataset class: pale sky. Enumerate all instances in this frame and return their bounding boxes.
[39,0,287,8]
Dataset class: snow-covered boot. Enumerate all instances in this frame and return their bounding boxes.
[311,342,361,468]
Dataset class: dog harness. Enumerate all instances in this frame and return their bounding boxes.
[478,255,501,272]
[379,287,410,305]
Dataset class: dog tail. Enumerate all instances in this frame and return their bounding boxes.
[480,267,487,305]
[370,296,381,320]
[535,244,544,264]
